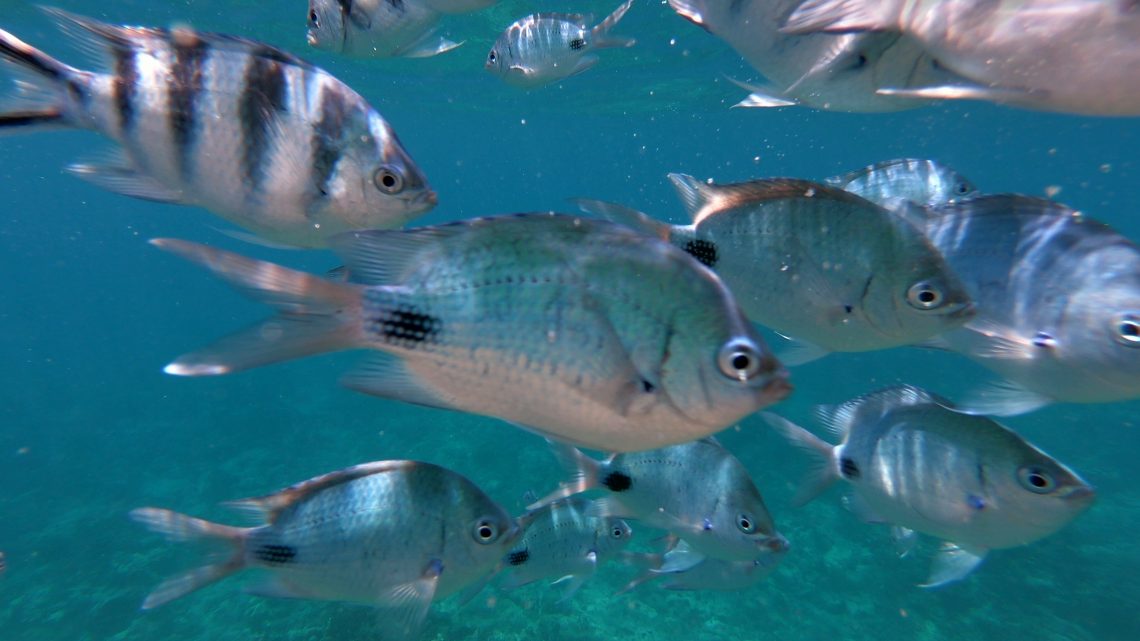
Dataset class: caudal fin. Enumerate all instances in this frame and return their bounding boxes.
[527,440,602,509]
[759,412,839,506]
[151,239,365,376]
[130,508,249,609]
[0,27,75,132]
[591,0,637,49]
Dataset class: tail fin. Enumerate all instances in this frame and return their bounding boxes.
[527,440,602,509]
[591,0,636,49]
[130,508,249,609]
[150,239,365,376]
[0,27,74,132]
[759,412,839,506]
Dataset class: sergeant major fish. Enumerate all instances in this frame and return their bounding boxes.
[152,214,790,452]
[0,8,435,248]
[131,460,519,639]
[485,0,636,87]
[307,0,462,58]
[764,385,1094,587]
[824,158,979,208]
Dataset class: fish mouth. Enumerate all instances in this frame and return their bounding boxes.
[417,188,439,209]
[760,533,790,554]
[760,372,793,405]
[306,33,318,47]
[1063,485,1096,503]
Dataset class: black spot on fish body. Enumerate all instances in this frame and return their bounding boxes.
[372,306,442,345]
[839,457,860,479]
[682,239,718,268]
[239,53,288,188]
[506,549,529,566]
[112,44,138,134]
[168,33,210,178]
[569,38,586,51]
[311,87,352,199]
[640,379,655,393]
[844,305,854,314]
[602,471,632,492]
[254,544,297,565]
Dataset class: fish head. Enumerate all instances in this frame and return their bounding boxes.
[832,159,980,208]
[596,517,634,556]
[306,0,347,52]
[688,455,786,561]
[1052,277,1140,401]
[484,43,505,73]
[868,243,975,343]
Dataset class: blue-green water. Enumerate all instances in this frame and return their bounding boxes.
[1,1,1137,640]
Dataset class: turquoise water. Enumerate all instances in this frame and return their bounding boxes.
[1,1,1138,640]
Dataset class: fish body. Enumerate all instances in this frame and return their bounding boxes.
[154,214,790,452]
[766,385,1094,586]
[621,538,784,592]
[0,8,435,247]
[501,497,632,600]
[580,175,974,357]
[783,0,1140,115]
[825,158,979,208]
[535,438,788,565]
[131,460,519,636]
[667,0,967,111]
[307,0,462,58]
[913,195,1140,414]
[485,0,636,87]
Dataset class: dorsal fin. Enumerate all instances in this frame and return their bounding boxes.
[669,174,878,226]
[225,461,417,523]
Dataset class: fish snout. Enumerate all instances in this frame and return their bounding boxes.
[760,370,793,404]
[1063,484,1097,504]
[761,533,790,554]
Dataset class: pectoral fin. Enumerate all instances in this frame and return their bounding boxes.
[921,542,986,588]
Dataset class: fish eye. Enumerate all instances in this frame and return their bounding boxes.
[955,181,973,195]
[488,50,497,63]
[610,525,625,539]
[1017,466,1057,494]
[736,513,755,533]
[308,9,318,26]
[905,281,945,310]
[373,167,406,194]
[1113,313,1140,347]
[473,519,499,544]
[716,339,764,382]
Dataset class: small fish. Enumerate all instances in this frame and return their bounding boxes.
[620,537,785,592]
[824,158,980,208]
[765,385,1095,587]
[533,438,788,566]
[0,8,435,248]
[152,214,790,452]
[578,175,974,363]
[782,0,1140,115]
[501,497,632,601]
[910,195,1140,415]
[307,0,463,58]
[131,460,519,639]
[486,0,636,87]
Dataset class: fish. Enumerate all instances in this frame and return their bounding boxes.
[906,195,1140,415]
[306,0,463,58]
[0,7,436,248]
[485,0,636,88]
[577,175,974,364]
[500,497,632,601]
[666,0,972,112]
[152,213,790,453]
[824,158,980,208]
[533,437,788,567]
[764,385,1095,587]
[782,0,1140,115]
[131,460,519,639]
[619,537,785,592]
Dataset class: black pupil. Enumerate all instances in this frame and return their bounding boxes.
[479,525,493,538]
[918,290,936,303]
[731,352,750,371]
[1122,321,1139,337]
[740,518,751,529]
[309,10,317,23]
[380,173,396,188]
[490,52,496,61]
[1030,473,1048,488]
[957,183,969,194]
[613,528,621,536]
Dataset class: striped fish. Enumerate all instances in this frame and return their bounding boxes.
[485,0,636,87]
[0,8,436,248]
[307,0,462,58]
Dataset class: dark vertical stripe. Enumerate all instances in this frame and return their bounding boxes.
[168,32,210,179]
[239,52,288,189]
[112,45,138,133]
[310,85,351,198]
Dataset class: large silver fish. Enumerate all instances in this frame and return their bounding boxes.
[666,0,968,111]
[765,385,1095,587]
[620,537,784,592]
[909,195,1140,415]
[825,158,980,208]
[153,214,790,452]
[500,497,632,601]
[485,0,636,88]
[579,176,974,362]
[307,0,462,58]
[534,438,788,567]
[131,460,519,639]
[783,0,1140,115]
[0,8,435,248]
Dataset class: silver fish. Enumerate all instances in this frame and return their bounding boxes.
[307,0,462,58]
[666,0,969,112]
[765,385,1095,587]
[578,176,974,362]
[534,438,788,566]
[825,158,979,208]
[911,195,1140,415]
[620,537,784,592]
[485,0,636,87]
[0,8,435,248]
[500,497,632,601]
[131,460,519,639]
[784,0,1140,115]
[152,214,790,452]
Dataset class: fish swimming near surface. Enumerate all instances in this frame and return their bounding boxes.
[500,497,632,601]
[578,175,974,364]
[824,158,980,208]
[485,0,636,87]
[131,460,519,639]
[782,0,1140,115]
[533,437,788,568]
[306,0,463,58]
[0,7,436,248]
[152,214,790,452]
[619,536,785,593]
[764,385,1095,587]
